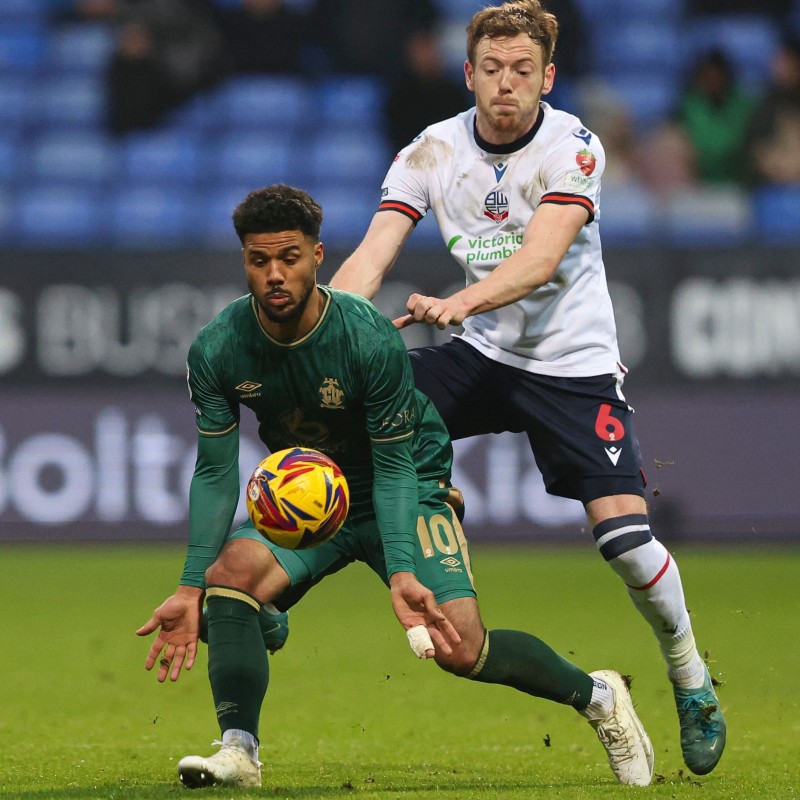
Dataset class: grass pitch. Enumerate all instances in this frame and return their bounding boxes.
[1,541,798,799]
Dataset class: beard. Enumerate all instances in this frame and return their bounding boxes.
[258,283,315,324]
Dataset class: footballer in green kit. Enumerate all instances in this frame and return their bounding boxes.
[138,184,655,790]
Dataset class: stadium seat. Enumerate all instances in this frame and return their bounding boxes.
[0,134,20,184]
[34,74,106,129]
[309,129,390,185]
[111,185,195,246]
[752,185,800,243]
[30,130,117,185]
[209,75,315,133]
[597,181,658,244]
[0,0,49,23]
[593,20,684,78]
[687,15,780,90]
[0,187,12,243]
[46,23,115,73]
[16,184,105,246]
[120,131,201,184]
[601,74,679,131]
[0,27,46,70]
[663,186,753,245]
[202,183,257,247]
[315,76,387,128]
[212,132,297,186]
[305,185,377,246]
[0,75,36,132]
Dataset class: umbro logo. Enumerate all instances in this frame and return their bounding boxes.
[215,701,238,716]
[440,556,461,567]
[605,446,622,466]
[236,381,262,393]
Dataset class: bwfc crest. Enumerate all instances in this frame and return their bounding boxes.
[319,377,345,410]
[483,190,509,222]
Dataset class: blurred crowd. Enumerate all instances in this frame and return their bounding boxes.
[43,0,800,203]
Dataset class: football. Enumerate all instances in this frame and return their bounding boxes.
[246,447,350,550]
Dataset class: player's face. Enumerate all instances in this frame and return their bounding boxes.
[242,230,323,333]
[465,33,555,144]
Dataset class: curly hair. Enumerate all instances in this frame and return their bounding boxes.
[232,184,323,243]
[466,0,559,68]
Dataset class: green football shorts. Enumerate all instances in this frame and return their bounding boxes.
[228,479,476,609]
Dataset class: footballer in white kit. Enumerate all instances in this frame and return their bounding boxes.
[379,102,640,504]
[332,0,725,779]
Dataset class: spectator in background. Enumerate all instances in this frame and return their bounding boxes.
[385,28,468,154]
[745,37,800,185]
[309,0,440,80]
[540,0,588,113]
[105,0,230,135]
[212,0,312,76]
[676,49,757,185]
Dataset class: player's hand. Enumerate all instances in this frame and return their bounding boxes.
[402,293,469,330]
[137,586,203,683]
[388,572,461,659]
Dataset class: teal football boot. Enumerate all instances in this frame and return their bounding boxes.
[673,665,726,775]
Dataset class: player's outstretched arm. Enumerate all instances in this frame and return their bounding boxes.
[330,211,414,299]
[137,585,204,683]
[389,571,461,659]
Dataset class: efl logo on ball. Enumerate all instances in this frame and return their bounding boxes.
[246,447,350,550]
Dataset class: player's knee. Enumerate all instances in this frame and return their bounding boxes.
[205,542,263,593]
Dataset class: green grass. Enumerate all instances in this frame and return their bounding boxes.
[1,542,798,799]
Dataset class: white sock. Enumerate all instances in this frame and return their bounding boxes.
[223,729,259,762]
[577,674,615,721]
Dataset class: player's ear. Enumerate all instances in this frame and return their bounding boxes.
[464,60,475,91]
[314,241,324,268]
[541,62,556,96]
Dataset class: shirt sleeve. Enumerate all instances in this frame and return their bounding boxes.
[376,134,432,224]
[361,318,420,576]
[186,335,239,435]
[538,126,605,223]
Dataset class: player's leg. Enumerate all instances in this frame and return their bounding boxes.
[179,522,356,788]
[405,483,653,786]
[515,369,725,775]
[199,600,289,653]
[587,494,726,775]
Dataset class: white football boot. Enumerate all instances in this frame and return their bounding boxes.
[588,670,655,786]
[178,739,261,788]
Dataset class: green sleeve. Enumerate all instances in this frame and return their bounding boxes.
[371,436,418,577]
[179,428,241,588]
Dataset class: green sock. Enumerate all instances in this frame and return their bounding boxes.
[469,629,594,709]
[206,588,269,738]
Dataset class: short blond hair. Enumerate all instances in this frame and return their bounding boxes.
[466,1,559,68]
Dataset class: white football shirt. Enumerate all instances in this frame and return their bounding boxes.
[379,102,622,377]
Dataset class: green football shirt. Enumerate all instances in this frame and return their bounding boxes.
[181,286,452,585]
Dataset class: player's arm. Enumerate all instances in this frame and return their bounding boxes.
[330,209,415,298]
[398,202,588,330]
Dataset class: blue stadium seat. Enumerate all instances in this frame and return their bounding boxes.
[121,131,201,184]
[34,75,106,129]
[310,130,390,185]
[687,15,780,90]
[0,27,46,70]
[315,76,386,128]
[752,185,800,242]
[663,186,753,245]
[0,0,49,23]
[594,20,684,78]
[209,75,314,132]
[111,185,195,246]
[0,75,36,132]
[47,23,115,73]
[0,134,21,184]
[0,187,12,243]
[597,181,657,244]
[212,132,296,186]
[202,183,256,247]
[307,185,377,246]
[30,130,117,185]
[601,74,679,130]
[16,184,105,246]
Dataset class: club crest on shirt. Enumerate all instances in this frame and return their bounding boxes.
[483,190,509,222]
[319,377,345,410]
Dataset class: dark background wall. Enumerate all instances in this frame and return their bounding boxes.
[2,244,797,543]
